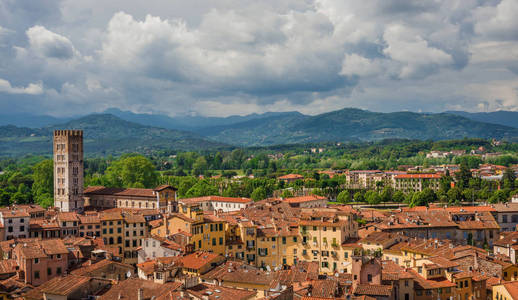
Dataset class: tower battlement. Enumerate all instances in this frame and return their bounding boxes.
[53,130,83,137]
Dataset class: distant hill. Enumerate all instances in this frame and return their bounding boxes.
[2,108,518,155]
[104,108,304,131]
[0,113,71,128]
[446,111,518,129]
[200,108,518,146]
[0,114,229,156]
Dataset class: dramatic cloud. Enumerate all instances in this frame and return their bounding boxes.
[0,0,517,117]
[26,25,79,59]
[0,78,43,95]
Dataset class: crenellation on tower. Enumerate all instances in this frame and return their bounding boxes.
[53,129,84,212]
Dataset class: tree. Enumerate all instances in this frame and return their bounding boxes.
[353,191,364,203]
[280,189,294,198]
[32,160,54,208]
[337,190,351,203]
[380,187,393,203]
[502,168,516,190]
[104,155,158,188]
[0,188,10,206]
[365,190,381,205]
[489,190,508,203]
[456,162,472,189]
[184,180,218,197]
[447,187,462,204]
[251,187,267,201]
[409,188,436,207]
[392,191,405,203]
[192,157,209,176]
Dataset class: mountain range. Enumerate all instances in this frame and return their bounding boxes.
[2,108,518,155]
[0,114,229,156]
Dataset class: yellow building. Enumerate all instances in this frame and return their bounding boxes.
[151,203,227,256]
[298,208,358,274]
[493,281,518,300]
[502,264,518,281]
[122,212,148,264]
[101,211,124,256]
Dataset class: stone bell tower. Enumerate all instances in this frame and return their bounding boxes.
[53,130,84,212]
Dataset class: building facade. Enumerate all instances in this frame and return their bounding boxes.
[53,130,84,212]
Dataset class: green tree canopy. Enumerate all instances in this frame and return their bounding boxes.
[104,155,158,188]
[337,190,351,203]
[251,186,267,201]
[32,160,54,208]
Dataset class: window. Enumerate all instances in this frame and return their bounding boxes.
[322,262,329,268]
[34,258,39,264]
[56,254,61,259]
[34,271,40,279]
[293,237,297,243]
[219,223,223,231]
[219,237,223,245]
[212,238,216,246]
[47,268,52,276]
[19,226,24,232]
[57,267,62,275]
[367,274,372,282]
[282,237,286,244]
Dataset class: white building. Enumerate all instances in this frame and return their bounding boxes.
[0,208,30,240]
[179,196,252,213]
[137,236,182,263]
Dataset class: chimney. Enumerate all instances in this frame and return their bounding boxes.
[138,288,143,300]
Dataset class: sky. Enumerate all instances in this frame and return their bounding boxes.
[0,0,517,117]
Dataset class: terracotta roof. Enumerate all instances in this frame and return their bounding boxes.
[394,173,441,179]
[24,275,91,299]
[201,261,276,286]
[0,259,17,274]
[0,208,30,218]
[78,214,100,224]
[186,283,257,300]
[85,186,158,198]
[407,269,456,289]
[16,239,68,259]
[180,251,222,270]
[278,174,304,180]
[97,278,182,300]
[353,284,392,296]
[71,259,133,276]
[154,184,177,191]
[501,281,518,300]
[57,212,79,222]
[284,195,327,204]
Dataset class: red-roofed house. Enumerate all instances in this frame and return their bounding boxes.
[393,173,441,192]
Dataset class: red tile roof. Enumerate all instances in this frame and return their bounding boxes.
[180,251,222,270]
[278,174,304,180]
[354,284,393,296]
[284,195,327,204]
[394,173,441,179]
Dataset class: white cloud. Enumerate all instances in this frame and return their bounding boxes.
[26,25,79,59]
[0,78,43,95]
[474,0,518,40]
[0,0,516,117]
[383,24,453,79]
[340,54,384,77]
